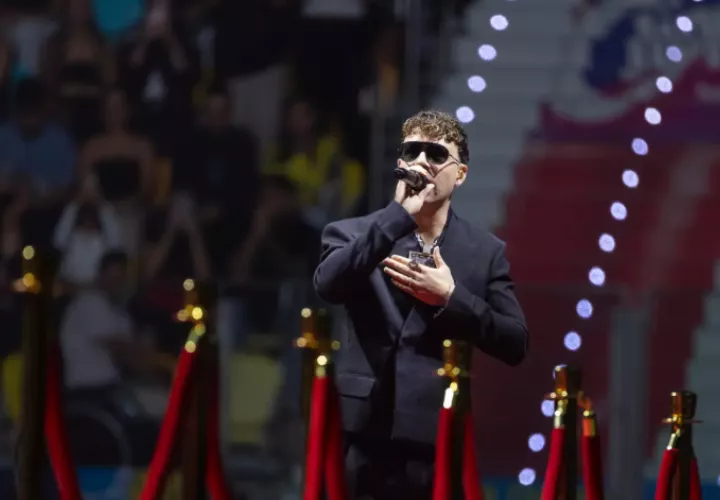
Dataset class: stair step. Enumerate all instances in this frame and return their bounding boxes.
[687,362,720,394]
[703,294,720,326]
[693,326,720,358]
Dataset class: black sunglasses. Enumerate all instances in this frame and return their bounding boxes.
[398,141,460,166]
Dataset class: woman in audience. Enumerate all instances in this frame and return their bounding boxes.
[78,87,154,256]
[53,173,122,289]
[264,96,365,227]
[42,0,115,144]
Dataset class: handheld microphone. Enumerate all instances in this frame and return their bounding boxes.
[394,168,428,191]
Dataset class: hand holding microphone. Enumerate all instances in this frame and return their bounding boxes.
[394,167,434,215]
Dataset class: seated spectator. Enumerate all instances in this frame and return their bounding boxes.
[228,175,316,335]
[53,173,122,289]
[78,87,154,255]
[60,251,175,403]
[177,83,258,262]
[42,0,115,144]
[264,97,365,227]
[122,0,197,154]
[0,78,75,206]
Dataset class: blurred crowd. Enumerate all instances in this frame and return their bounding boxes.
[0,0,410,457]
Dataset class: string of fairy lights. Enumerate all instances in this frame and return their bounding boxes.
[515,6,694,488]
[455,0,700,488]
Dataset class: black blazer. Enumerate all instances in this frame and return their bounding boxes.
[313,201,528,445]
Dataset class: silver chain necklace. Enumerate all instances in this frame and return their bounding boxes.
[415,232,439,254]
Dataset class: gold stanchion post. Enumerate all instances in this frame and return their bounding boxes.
[437,339,472,500]
[663,391,700,500]
[545,365,581,500]
[177,278,213,500]
[16,246,47,500]
[296,308,339,424]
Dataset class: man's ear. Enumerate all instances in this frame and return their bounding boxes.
[397,158,404,168]
[455,165,468,187]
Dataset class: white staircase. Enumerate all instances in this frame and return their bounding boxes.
[431,0,580,230]
[646,261,720,479]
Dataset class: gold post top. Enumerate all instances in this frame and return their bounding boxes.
[671,391,696,420]
[295,308,340,354]
[543,365,583,430]
[12,246,41,294]
[662,390,701,426]
[437,339,471,378]
[177,278,208,352]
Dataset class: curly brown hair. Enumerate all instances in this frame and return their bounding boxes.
[401,110,469,164]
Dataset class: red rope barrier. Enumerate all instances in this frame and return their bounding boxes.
[462,412,483,500]
[581,413,604,500]
[690,457,702,500]
[140,346,198,500]
[44,346,82,500]
[205,362,231,500]
[303,373,330,500]
[654,448,678,500]
[541,427,566,500]
[432,405,454,500]
[323,387,347,500]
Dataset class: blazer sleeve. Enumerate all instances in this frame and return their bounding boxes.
[438,243,528,366]
[313,201,417,304]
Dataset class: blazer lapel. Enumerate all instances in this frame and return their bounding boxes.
[401,210,479,341]
[370,269,405,335]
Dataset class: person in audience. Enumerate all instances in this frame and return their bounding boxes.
[78,87,154,255]
[78,87,154,203]
[53,173,123,289]
[42,0,116,144]
[0,39,13,119]
[143,191,211,285]
[216,0,299,157]
[140,192,212,354]
[3,4,59,85]
[264,96,365,228]
[0,78,75,205]
[122,0,197,153]
[178,82,258,262]
[228,175,317,336]
[60,251,175,405]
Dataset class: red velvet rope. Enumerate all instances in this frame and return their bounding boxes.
[44,346,82,500]
[205,362,231,500]
[581,434,604,500]
[324,386,347,500]
[690,457,702,500]
[303,373,330,500]
[139,347,198,500]
[654,448,678,500]
[432,406,454,500]
[462,412,484,500]
[541,428,566,500]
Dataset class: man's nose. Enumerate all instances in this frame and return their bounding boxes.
[413,151,430,167]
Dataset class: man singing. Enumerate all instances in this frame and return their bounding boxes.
[313,110,528,499]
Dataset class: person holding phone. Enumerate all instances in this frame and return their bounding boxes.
[126,0,196,150]
[313,110,529,499]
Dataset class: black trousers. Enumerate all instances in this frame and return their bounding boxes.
[344,435,435,500]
